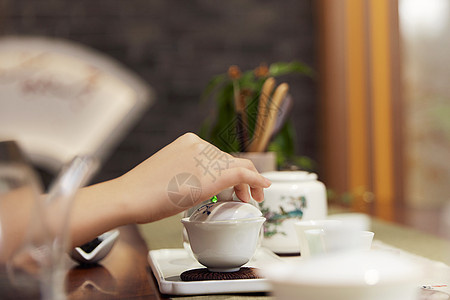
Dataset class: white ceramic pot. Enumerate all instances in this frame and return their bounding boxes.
[260,171,327,254]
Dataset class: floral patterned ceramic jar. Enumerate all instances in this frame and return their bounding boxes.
[260,171,327,254]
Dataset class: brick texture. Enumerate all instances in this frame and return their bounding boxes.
[0,0,317,183]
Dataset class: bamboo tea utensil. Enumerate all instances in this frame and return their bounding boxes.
[236,91,249,151]
[232,78,247,152]
[249,77,276,152]
[253,83,289,152]
[271,93,293,139]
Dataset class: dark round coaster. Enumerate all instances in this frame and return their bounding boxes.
[180,267,262,281]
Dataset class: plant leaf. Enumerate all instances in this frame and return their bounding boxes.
[201,74,227,103]
[198,61,316,162]
[269,61,314,78]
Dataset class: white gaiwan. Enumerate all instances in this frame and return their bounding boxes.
[188,201,262,222]
[182,201,265,272]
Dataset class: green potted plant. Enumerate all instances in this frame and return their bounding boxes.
[199,61,315,171]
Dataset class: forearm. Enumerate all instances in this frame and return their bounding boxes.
[0,187,35,261]
[68,177,132,247]
[1,133,270,256]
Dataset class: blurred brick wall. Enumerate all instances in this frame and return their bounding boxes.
[0,0,317,182]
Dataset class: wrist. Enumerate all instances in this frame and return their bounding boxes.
[69,177,131,246]
[103,176,135,225]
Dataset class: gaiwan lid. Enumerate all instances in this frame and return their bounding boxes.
[189,201,262,222]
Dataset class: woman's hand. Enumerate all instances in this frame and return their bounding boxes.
[118,132,271,223]
[0,133,271,252]
[69,133,270,246]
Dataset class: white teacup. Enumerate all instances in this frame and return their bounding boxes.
[327,212,371,231]
[304,229,374,257]
[293,219,342,258]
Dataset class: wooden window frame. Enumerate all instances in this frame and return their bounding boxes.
[316,0,403,221]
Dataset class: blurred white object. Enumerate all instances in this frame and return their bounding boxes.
[260,171,327,254]
[0,36,153,173]
[261,251,422,300]
[70,230,119,265]
[1,141,97,299]
[293,219,342,258]
[359,231,375,250]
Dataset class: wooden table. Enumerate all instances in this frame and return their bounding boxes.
[65,225,163,300]
[0,225,165,300]
[2,216,449,299]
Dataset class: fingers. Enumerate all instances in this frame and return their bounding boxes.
[178,134,271,203]
[203,167,270,203]
[234,184,264,202]
[230,157,259,173]
[234,183,251,202]
[233,183,265,203]
[225,157,268,202]
[229,167,271,189]
[234,184,265,203]
[249,185,265,202]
